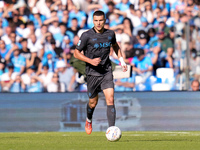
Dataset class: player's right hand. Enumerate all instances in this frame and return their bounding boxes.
[90,57,101,66]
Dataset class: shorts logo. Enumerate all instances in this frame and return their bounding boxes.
[88,92,92,97]
[111,108,115,113]
[77,40,81,46]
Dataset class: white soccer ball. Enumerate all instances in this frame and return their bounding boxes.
[105,126,122,142]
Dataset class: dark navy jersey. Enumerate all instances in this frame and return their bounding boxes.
[76,28,116,76]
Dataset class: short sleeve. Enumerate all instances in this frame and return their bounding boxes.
[111,31,117,45]
[76,32,88,51]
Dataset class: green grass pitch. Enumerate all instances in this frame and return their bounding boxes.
[1,131,200,150]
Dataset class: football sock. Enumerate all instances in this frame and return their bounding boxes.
[87,103,95,121]
[107,105,116,127]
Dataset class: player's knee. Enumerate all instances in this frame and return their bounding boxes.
[89,101,98,108]
[106,97,114,105]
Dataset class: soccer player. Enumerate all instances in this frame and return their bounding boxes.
[74,10,127,135]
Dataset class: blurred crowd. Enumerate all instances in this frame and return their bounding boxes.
[0,0,199,92]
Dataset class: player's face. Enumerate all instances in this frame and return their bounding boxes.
[93,15,105,33]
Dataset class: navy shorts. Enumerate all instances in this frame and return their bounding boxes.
[86,72,114,99]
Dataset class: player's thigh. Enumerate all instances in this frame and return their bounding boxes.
[103,88,114,105]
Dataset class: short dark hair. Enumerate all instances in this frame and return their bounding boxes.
[93,10,105,18]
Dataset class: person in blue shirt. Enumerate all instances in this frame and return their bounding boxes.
[133,17,153,36]
[131,48,153,83]
[0,17,9,28]
[115,0,131,11]
[114,74,135,91]
[29,7,46,29]
[5,32,22,51]
[9,74,25,93]
[10,48,26,74]
[68,4,86,28]
[26,76,43,92]
[0,40,10,59]
[53,22,73,47]
[134,30,150,54]
[152,0,170,17]
[41,51,57,73]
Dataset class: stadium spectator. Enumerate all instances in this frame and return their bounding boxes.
[26,75,43,92]
[156,18,170,36]
[19,38,31,60]
[68,2,86,28]
[152,0,170,17]
[134,30,150,54]
[125,4,141,28]
[131,48,153,84]
[56,60,76,92]
[29,7,46,29]
[67,18,81,36]
[40,32,54,53]
[27,33,43,54]
[1,26,12,45]
[9,74,25,93]
[49,39,63,59]
[6,32,22,51]
[26,47,41,75]
[189,48,200,80]
[114,75,135,91]
[35,24,48,41]
[53,22,69,47]
[0,57,6,76]
[191,79,200,91]
[157,30,174,68]
[143,1,154,24]
[40,50,57,73]
[60,9,69,24]
[45,10,60,35]
[23,21,35,39]
[115,0,131,11]
[5,47,26,75]
[21,65,36,87]
[1,62,18,92]
[133,16,153,36]
[105,1,115,21]
[37,65,53,92]
[47,72,65,92]
[0,40,10,59]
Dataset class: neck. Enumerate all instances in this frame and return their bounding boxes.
[94,27,104,33]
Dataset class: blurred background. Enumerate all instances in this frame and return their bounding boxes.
[0,0,199,93]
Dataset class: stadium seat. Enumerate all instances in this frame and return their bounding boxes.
[151,83,171,91]
[156,68,176,90]
[156,68,174,83]
[135,76,143,85]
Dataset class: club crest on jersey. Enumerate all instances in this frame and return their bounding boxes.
[93,42,111,49]
[108,36,112,40]
[77,40,81,46]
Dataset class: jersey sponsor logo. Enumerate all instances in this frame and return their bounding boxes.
[77,40,81,46]
[93,42,111,49]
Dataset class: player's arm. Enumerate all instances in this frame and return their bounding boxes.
[112,42,127,72]
[74,49,101,66]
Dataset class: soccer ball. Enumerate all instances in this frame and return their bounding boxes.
[105,126,122,142]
